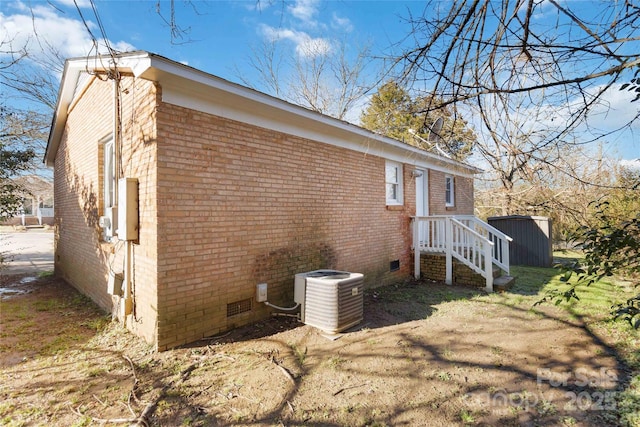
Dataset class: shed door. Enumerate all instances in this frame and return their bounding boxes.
[416,169,429,216]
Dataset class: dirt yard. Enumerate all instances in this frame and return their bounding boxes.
[0,272,635,426]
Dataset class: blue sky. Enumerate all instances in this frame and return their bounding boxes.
[1,0,418,82]
[1,0,638,163]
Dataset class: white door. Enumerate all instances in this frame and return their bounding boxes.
[415,169,428,216]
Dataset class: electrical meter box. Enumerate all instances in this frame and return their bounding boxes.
[117,178,139,241]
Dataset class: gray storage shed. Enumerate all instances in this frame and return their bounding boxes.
[488,215,553,267]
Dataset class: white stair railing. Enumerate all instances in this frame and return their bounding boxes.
[449,218,494,292]
[453,215,512,275]
[413,216,448,253]
[413,216,447,285]
[412,216,512,292]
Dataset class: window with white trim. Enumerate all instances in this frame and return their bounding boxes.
[445,175,455,207]
[385,161,403,205]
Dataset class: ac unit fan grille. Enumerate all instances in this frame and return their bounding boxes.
[302,272,364,334]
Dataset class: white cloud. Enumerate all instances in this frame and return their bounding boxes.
[464,80,640,164]
[494,81,639,138]
[533,84,640,158]
[1,2,135,62]
[260,26,295,43]
[288,0,320,23]
[331,13,353,33]
[530,0,558,20]
[259,24,332,58]
[620,158,640,170]
[242,0,273,12]
[581,85,640,131]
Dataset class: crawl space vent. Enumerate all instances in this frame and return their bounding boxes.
[227,298,252,317]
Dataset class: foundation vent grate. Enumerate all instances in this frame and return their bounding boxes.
[227,298,252,317]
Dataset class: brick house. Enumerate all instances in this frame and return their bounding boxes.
[45,52,510,350]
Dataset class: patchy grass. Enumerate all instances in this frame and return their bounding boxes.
[504,255,640,427]
[1,263,638,426]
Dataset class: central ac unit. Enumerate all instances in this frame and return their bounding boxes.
[294,270,364,334]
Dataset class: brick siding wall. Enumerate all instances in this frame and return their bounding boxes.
[419,253,485,287]
[54,76,114,311]
[154,103,415,349]
[428,170,474,215]
[53,75,160,345]
[54,74,476,351]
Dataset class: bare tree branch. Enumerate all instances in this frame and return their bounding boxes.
[396,0,640,119]
[237,36,378,121]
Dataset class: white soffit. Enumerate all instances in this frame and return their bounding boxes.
[140,55,478,177]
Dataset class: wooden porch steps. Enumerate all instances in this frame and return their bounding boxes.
[493,275,516,292]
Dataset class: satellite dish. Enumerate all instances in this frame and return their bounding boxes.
[426,117,451,158]
[427,117,444,143]
[408,117,451,159]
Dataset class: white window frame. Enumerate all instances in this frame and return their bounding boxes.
[445,174,455,207]
[385,160,403,205]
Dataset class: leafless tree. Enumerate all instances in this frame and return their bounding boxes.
[153,0,209,45]
[475,137,619,239]
[1,37,63,111]
[471,85,624,237]
[396,0,640,132]
[395,0,639,228]
[1,36,61,180]
[237,37,377,121]
[469,81,569,215]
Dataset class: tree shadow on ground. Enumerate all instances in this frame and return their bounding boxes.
[362,278,484,323]
[183,278,486,349]
[3,273,635,427]
[182,315,304,347]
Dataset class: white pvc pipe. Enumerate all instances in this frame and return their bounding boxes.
[264,301,300,311]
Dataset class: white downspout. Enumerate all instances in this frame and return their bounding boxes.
[445,218,453,285]
[413,217,420,279]
[113,73,133,320]
[113,75,120,211]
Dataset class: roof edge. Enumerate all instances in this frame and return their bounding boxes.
[45,51,481,175]
[142,53,481,174]
[44,52,153,166]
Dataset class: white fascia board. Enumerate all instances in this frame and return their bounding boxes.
[143,54,480,178]
[45,51,481,177]
[44,60,84,166]
[73,51,151,77]
[44,53,150,166]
